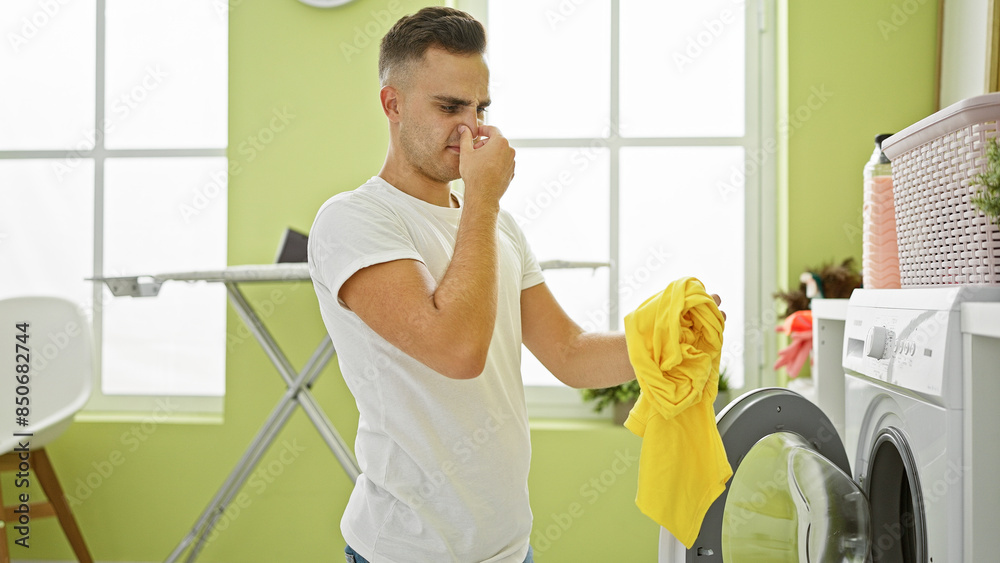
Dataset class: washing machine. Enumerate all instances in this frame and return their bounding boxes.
[658,286,1000,562]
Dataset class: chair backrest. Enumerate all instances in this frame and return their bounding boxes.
[0,296,93,454]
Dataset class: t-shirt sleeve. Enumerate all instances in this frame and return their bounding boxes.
[308,193,423,309]
[500,211,545,291]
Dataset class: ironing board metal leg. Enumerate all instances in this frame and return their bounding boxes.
[225,284,360,479]
[292,341,360,481]
[224,284,299,387]
[166,283,357,562]
[184,343,342,561]
[166,367,311,563]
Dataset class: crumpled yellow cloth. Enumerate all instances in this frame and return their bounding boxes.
[623,277,731,548]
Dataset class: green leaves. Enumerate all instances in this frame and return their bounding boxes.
[581,380,641,413]
[971,138,1000,223]
[718,368,730,391]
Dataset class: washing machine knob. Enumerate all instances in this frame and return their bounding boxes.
[864,326,893,359]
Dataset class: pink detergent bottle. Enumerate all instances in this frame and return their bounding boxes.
[862,133,901,289]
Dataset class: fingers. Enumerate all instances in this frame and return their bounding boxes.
[711,293,726,321]
[458,125,474,152]
[462,125,491,150]
[476,124,503,139]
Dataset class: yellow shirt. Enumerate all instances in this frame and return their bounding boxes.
[623,277,731,548]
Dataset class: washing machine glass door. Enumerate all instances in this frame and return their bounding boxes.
[721,431,872,562]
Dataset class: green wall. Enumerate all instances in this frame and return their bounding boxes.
[772,0,938,384]
[7,0,942,561]
[778,0,939,290]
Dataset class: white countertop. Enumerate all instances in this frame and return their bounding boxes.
[961,302,1000,338]
[810,298,850,321]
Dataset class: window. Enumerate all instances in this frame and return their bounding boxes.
[460,0,775,417]
[0,0,228,416]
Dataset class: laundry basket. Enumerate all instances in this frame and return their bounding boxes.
[881,93,1000,286]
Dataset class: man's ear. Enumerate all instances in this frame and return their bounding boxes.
[380,86,401,123]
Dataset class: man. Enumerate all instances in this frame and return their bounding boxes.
[308,7,722,562]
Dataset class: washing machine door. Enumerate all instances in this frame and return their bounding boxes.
[679,388,872,562]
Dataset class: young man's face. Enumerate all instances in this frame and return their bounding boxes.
[395,47,490,184]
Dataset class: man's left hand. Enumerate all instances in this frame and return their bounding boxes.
[711,293,726,321]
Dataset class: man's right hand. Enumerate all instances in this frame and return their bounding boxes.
[339,126,512,381]
[458,124,515,207]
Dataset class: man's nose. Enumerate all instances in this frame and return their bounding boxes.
[456,107,481,137]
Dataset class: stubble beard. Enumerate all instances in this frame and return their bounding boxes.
[399,123,460,184]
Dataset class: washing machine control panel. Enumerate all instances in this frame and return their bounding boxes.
[863,326,894,360]
[844,306,958,405]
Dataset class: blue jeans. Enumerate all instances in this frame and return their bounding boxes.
[345,544,534,562]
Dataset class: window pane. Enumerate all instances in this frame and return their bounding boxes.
[0,159,94,309]
[502,147,610,386]
[620,0,745,138]
[102,157,227,395]
[487,0,610,139]
[521,268,610,387]
[619,147,745,387]
[0,0,96,150]
[104,0,227,149]
[502,147,610,261]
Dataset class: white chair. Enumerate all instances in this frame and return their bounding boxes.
[0,296,93,562]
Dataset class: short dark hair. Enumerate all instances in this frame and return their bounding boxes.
[378,7,486,87]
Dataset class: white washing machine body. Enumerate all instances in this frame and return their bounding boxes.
[843,373,958,561]
[659,286,1000,562]
[843,287,1000,562]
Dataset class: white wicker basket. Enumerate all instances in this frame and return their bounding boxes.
[881,93,1000,286]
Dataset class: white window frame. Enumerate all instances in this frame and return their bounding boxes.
[455,0,777,419]
[0,0,228,421]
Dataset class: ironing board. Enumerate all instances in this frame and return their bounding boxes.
[92,264,355,562]
[92,260,608,562]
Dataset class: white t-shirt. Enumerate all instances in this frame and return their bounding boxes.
[308,176,545,562]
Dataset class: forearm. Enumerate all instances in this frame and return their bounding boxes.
[428,200,500,370]
[551,331,636,390]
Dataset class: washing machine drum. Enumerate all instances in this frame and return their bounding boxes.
[684,388,875,562]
